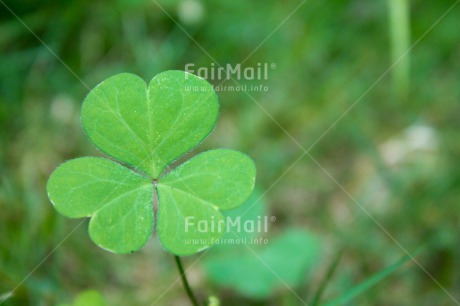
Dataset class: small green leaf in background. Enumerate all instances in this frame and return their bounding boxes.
[202,188,268,256]
[220,188,266,241]
[207,295,220,306]
[203,228,321,298]
[47,71,256,255]
[57,289,106,306]
[74,290,105,306]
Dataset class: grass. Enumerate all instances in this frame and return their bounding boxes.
[1,0,460,305]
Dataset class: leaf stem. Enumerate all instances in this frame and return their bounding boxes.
[174,255,200,306]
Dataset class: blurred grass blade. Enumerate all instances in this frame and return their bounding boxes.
[325,253,414,306]
[310,250,343,306]
[388,0,411,101]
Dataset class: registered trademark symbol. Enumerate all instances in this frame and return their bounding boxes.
[270,63,276,69]
[270,216,276,222]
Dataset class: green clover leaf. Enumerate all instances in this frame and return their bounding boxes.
[47,70,256,255]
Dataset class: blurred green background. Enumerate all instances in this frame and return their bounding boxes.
[1,0,459,305]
